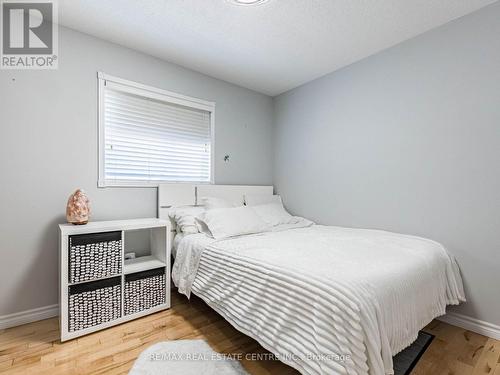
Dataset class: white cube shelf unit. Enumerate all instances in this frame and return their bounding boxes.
[59,218,171,341]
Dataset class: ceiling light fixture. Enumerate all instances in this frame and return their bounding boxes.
[228,0,269,6]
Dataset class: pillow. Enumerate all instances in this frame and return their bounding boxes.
[168,206,205,234]
[252,202,298,226]
[199,197,237,210]
[244,194,282,207]
[195,217,212,237]
[198,206,270,239]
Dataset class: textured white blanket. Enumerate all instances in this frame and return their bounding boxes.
[172,225,465,375]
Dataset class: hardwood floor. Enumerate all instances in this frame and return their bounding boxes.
[0,292,498,375]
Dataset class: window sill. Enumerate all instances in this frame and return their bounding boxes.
[98,180,213,188]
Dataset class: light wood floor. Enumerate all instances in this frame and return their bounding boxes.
[1,292,499,375]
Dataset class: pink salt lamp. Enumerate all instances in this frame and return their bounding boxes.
[66,189,90,225]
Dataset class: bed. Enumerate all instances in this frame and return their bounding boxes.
[158,184,465,375]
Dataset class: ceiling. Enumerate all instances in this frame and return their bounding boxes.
[59,0,497,96]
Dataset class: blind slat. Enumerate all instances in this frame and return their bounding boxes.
[106,121,210,141]
[105,107,210,131]
[105,140,209,157]
[106,90,210,120]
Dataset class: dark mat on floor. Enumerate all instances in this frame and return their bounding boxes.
[393,331,434,375]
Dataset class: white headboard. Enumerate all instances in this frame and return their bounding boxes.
[158,184,274,232]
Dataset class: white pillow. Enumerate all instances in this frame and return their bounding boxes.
[199,197,237,210]
[195,217,212,237]
[198,206,270,239]
[244,194,282,207]
[168,206,205,234]
[252,202,298,226]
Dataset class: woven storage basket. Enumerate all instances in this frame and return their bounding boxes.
[68,277,121,332]
[69,231,122,283]
[124,268,166,315]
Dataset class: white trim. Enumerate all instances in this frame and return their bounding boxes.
[209,107,216,184]
[97,72,216,188]
[97,76,106,188]
[0,304,58,330]
[99,180,161,188]
[99,180,214,188]
[97,72,215,111]
[438,312,500,340]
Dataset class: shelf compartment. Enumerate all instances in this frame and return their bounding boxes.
[69,231,122,284]
[68,276,121,332]
[124,268,166,316]
[124,255,166,274]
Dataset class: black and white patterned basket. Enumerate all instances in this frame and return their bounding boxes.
[124,268,166,316]
[69,231,122,283]
[68,277,121,332]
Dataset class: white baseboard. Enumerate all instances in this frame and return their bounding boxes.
[438,312,500,340]
[1,303,500,342]
[0,304,59,330]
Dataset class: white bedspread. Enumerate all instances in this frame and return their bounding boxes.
[172,225,465,375]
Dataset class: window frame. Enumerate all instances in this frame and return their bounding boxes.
[97,72,216,188]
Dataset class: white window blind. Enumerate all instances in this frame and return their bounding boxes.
[98,74,214,186]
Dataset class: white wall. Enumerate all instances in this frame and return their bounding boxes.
[0,27,273,316]
[273,3,500,325]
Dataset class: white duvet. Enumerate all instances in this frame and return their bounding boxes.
[172,224,465,375]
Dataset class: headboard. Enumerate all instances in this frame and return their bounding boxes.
[157,184,274,237]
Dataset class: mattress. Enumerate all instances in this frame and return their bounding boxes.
[172,224,465,375]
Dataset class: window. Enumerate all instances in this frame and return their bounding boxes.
[98,73,215,187]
